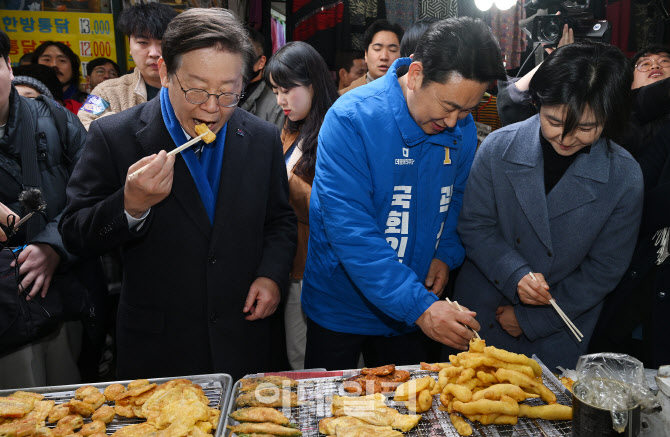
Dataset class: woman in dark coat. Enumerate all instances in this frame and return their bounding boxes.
[590,123,670,367]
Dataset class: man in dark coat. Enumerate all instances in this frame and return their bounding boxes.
[59,9,296,380]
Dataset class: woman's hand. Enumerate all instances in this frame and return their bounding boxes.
[496,305,523,337]
[517,272,552,305]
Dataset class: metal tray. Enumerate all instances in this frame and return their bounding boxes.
[0,373,232,437]
[225,359,572,437]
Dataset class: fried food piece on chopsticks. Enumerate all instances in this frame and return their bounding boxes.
[518,404,572,421]
[238,376,298,393]
[228,422,302,436]
[468,338,486,353]
[235,389,299,408]
[449,413,472,436]
[194,124,216,144]
[494,368,557,404]
[229,407,291,426]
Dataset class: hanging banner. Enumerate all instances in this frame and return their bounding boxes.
[3,11,116,82]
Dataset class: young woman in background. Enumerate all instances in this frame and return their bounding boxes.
[265,41,338,370]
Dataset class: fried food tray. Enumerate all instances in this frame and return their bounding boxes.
[226,358,572,437]
[0,373,232,437]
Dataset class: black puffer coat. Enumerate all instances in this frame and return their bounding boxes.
[0,87,85,255]
[0,87,106,353]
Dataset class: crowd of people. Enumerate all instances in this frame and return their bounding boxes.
[0,2,668,389]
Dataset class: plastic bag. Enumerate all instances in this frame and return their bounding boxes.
[575,353,660,432]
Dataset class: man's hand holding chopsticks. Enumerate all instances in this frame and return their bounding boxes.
[124,150,175,218]
[416,301,480,350]
[517,272,552,305]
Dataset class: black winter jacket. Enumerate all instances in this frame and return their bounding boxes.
[0,87,85,259]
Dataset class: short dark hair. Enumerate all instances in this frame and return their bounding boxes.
[0,30,9,62]
[529,41,632,141]
[363,19,404,52]
[400,18,437,58]
[413,17,506,87]
[335,50,365,73]
[12,64,64,101]
[117,2,177,40]
[161,8,256,86]
[86,57,120,77]
[264,41,338,177]
[245,25,269,58]
[19,52,34,65]
[31,41,81,89]
[630,44,670,71]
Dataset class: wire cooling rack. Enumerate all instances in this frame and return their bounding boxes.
[227,358,572,437]
[0,373,232,437]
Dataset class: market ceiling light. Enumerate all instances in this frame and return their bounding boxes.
[496,0,518,9]
[474,0,518,10]
[475,0,494,10]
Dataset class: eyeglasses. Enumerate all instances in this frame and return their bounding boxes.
[174,73,243,107]
[635,56,670,72]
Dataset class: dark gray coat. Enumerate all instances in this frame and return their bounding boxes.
[59,97,296,380]
[454,115,644,370]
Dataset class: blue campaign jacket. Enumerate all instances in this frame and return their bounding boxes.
[301,58,478,336]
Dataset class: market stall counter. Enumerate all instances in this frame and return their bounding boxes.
[225,340,574,437]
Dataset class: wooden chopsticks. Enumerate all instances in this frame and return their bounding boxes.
[129,131,208,179]
[528,272,583,342]
[446,297,481,339]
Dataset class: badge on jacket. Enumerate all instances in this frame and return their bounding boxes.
[81,95,110,115]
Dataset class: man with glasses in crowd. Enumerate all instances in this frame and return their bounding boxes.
[60,9,296,380]
[84,57,120,93]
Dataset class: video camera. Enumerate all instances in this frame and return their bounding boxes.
[523,0,611,45]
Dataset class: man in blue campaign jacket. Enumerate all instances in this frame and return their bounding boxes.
[302,18,507,370]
